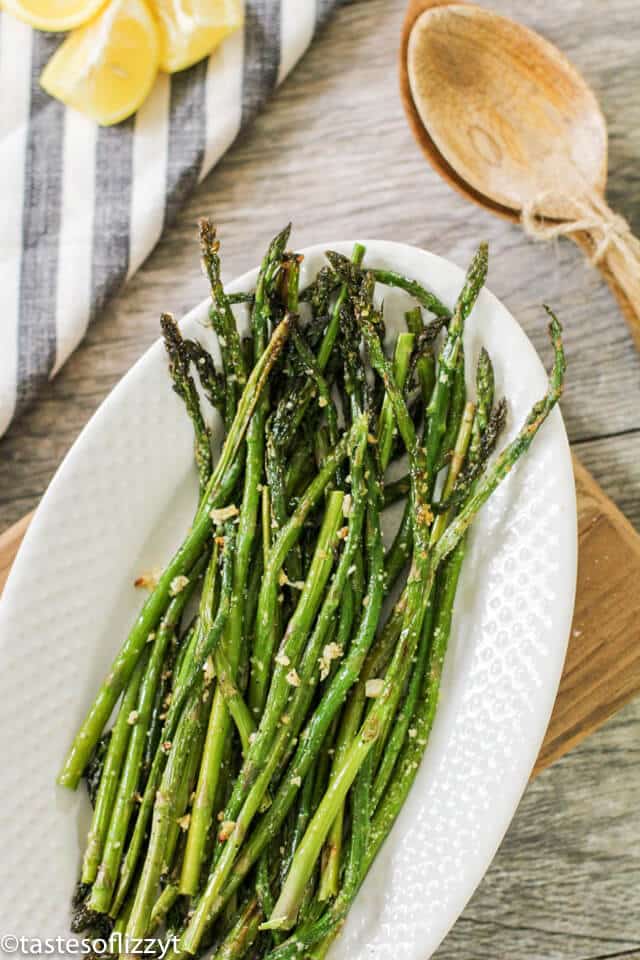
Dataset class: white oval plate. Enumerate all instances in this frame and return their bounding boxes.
[0,241,576,960]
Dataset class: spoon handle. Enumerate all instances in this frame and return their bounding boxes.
[569,203,640,353]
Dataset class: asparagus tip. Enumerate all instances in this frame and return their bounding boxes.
[269,222,293,259]
[198,217,218,252]
[542,305,566,394]
[468,240,489,284]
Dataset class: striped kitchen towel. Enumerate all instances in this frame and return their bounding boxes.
[0,0,338,437]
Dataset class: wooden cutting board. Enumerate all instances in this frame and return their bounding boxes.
[1,460,639,778]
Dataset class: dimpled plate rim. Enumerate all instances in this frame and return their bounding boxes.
[0,240,576,960]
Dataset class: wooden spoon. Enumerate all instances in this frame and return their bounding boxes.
[399,0,640,350]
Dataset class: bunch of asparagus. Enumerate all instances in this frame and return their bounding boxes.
[59,222,565,960]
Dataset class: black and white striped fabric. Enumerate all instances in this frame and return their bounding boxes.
[0,0,337,437]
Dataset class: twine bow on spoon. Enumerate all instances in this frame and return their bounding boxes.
[521,191,640,349]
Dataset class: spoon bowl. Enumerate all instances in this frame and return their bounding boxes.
[407,3,607,220]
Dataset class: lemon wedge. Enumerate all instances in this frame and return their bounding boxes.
[2,0,107,31]
[40,0,159,125]
[153,0,243,74]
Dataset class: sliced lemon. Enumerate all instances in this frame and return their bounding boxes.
[40,0,159,126]
[153,0,243,74]
[2,0,107,31]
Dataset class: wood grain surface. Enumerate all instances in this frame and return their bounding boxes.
[0,512,30,595]
[533,458,640,776]
[0,0,639,956]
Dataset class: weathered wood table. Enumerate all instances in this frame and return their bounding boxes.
[1,0,639,956]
